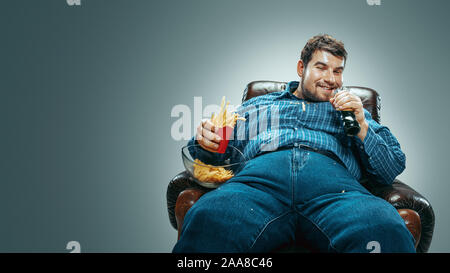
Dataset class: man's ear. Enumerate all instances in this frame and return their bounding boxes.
[297,60,304,78]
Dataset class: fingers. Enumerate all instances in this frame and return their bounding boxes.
[331,91,348,109]
[332,92,362,111]
[198,134,220,152]
[336,100,363,111]
[201,127,221,143]
[332,91,366,124]
[329,97,336,108]
[332,90,350,102]
[201,120,221,142]
[203,119,217,133]
[196,119,222,152]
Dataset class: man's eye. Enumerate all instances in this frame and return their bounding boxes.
[317,66,325,70]
[334,71,342,74]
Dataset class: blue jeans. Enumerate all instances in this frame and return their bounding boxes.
[172,147,416,253]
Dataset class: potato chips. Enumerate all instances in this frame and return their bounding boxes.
[193,159,234,183]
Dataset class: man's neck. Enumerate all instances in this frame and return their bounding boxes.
[293,87,304,99]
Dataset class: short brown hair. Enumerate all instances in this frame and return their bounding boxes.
[301,34,347,68]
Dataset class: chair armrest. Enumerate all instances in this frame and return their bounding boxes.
[166,171,211,229]
[175,188,207,240]
[363,178,435,253]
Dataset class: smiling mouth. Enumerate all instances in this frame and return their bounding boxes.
[317,85,336,92]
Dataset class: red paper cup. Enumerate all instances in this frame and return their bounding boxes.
[217,126,233,153]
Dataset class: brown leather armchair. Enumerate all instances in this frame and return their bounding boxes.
[167,81,435,253]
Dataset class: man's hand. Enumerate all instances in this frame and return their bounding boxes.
[330,90,369,141]
[196,119,222,153]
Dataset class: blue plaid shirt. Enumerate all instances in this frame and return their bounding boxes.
[188,81,406,185]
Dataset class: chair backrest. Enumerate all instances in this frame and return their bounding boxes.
[242,81,381,123]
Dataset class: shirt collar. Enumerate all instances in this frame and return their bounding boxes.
[285,81,299,93]
[274,81,301,100]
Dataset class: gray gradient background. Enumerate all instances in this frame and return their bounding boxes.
[1,0,449,252]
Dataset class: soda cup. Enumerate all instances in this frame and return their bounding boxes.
[334,87,361,136]
[339,109,361,136]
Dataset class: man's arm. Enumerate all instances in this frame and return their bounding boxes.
[187,119,231,165]
[188,117,247,165]
[187,137,230,166]
[353,109,406,185]
[331,90,406,185]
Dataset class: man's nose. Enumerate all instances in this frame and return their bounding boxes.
[324,69,337,85]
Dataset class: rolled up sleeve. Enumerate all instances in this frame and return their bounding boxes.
[354,110,406,185]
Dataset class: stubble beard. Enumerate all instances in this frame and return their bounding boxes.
[300,77,322,102]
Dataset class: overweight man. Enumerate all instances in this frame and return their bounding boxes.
[173,34,416,253]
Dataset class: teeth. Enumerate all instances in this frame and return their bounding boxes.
[320,86,333,90]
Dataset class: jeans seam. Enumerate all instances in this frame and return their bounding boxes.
[295,209,340,253]
[249,210,292,250]
[293,148,339,252]
[291,148,308,207]
[292,149,310,207]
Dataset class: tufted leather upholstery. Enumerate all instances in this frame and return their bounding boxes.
[167,80,435,252]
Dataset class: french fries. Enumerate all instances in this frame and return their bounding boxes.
[193,96,246,181]
[211,96,246,128]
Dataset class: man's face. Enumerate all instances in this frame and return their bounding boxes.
[298,50,345,102]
